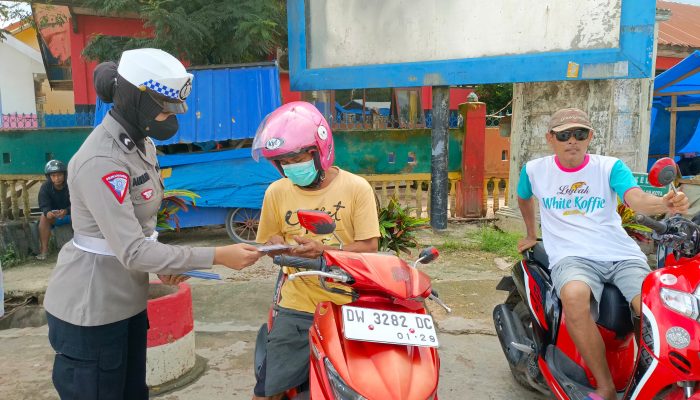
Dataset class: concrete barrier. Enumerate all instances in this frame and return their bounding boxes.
[146,282,200,391]
[0,220,72,259]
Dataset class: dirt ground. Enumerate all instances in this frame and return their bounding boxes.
[0,223,547,400]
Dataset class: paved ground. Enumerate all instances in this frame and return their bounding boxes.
[0,225,548,400]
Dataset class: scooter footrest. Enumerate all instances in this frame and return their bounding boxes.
[546,345,596,398]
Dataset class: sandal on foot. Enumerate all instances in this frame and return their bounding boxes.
[36,253,48,260]
[584,394,605,400]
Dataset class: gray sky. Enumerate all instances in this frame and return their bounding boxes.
[0,1,30,28]
[671,0,700,5]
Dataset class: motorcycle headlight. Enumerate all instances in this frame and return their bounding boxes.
[660,288,700,320]
[324,357,366,400]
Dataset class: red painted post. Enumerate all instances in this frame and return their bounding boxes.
[456,101,486,217]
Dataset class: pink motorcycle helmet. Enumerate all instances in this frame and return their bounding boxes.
[252,101,335,175]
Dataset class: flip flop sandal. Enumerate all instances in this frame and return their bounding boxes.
[584,393,605,400]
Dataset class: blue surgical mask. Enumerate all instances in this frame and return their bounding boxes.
[282,159,318,186]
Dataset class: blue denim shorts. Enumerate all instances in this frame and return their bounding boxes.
[54,215,71,227]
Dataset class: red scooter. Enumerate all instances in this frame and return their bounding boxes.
[493,158,700,399]
[254,210,449,400]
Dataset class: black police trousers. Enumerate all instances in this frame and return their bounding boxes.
[46,310,149,400]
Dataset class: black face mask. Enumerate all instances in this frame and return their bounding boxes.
[143,114,179,141]
[111,75,181,142]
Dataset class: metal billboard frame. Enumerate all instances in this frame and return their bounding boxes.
[287,0,656,91]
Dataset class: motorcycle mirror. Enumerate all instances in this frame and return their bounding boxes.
[418,247,439,264]
[648,157,678,187]
[297,209,336,235]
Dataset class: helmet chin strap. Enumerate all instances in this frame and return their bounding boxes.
[297,169,325,189]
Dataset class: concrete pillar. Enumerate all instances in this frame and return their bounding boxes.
[456,101,487,217]
[430,86,450,230]
[498,78,653,231]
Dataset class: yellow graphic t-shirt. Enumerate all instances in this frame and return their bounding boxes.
[256,168,380,313]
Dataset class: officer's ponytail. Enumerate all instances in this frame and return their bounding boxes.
[93,61,118,103]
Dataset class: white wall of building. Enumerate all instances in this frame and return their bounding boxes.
[0,35,44,115]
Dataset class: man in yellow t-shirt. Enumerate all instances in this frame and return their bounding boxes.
[251,102,380,400]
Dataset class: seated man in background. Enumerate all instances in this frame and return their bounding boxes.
[678,152,700,218]
[37,159,71,260]
[678,152,700,177]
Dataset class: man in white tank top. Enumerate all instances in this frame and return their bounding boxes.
[517,108,688,400]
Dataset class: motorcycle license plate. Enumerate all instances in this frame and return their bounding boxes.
[341,306,439,348]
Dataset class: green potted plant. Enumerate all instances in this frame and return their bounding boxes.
[616,200,652,243]
[157,190,200,231]
[378,197,430,255]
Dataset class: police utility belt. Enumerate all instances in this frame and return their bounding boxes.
[72,232,159,256]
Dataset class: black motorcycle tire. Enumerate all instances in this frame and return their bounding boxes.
[503,291,539,393]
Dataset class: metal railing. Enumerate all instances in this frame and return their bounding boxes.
[1,112,95,130]
[325,110,463,131]
[1,114,38,129]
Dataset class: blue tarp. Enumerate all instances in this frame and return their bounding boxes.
[158,148,279,209]
[335,101,390,117]
[94,63,282,145]
[649,51,700,164]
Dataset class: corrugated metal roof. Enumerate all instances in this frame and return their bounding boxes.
[94,63,282,145]
[171,63,282,145]
[658,1,700,48]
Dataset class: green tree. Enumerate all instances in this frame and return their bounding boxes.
[74,0,286,65]
[474,83,513,115]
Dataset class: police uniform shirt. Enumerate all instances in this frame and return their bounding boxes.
[44,113,215,326]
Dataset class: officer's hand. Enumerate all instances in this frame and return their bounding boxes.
[46,211,57,219]
[214,243,262,270]
[663,190,689,214]
[56,209,67,218]
[517,236,538,253]
[158,274,189,285]
[291,236,324,259]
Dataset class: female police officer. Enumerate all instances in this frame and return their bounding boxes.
[43,48,262,399]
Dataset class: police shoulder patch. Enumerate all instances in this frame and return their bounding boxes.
[119,133,135,150]
[102,171,130,204]
[141,189,154,200]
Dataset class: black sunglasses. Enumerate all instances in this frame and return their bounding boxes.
[551,129,590,142]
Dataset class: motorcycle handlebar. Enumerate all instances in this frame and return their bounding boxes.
[635,214,668,234]
[272,255,325,270]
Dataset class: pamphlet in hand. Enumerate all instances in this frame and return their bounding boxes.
[182,270,221,280]
[257,244,295,253]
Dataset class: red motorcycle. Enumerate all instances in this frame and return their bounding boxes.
[254,210,449,400]
[493,158,700,399]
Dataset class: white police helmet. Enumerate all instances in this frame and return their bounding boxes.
[117,48,193,114]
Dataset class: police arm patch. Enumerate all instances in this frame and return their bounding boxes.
[102,171,130,204]
[141,189,154,200]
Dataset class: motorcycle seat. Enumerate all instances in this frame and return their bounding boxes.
[596,284,634,338]
[528,242,550,271]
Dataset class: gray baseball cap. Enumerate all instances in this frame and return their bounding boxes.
[547,108,593,132]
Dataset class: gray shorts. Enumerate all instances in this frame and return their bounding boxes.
[550,257,650,319]
[254,307,313,396]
